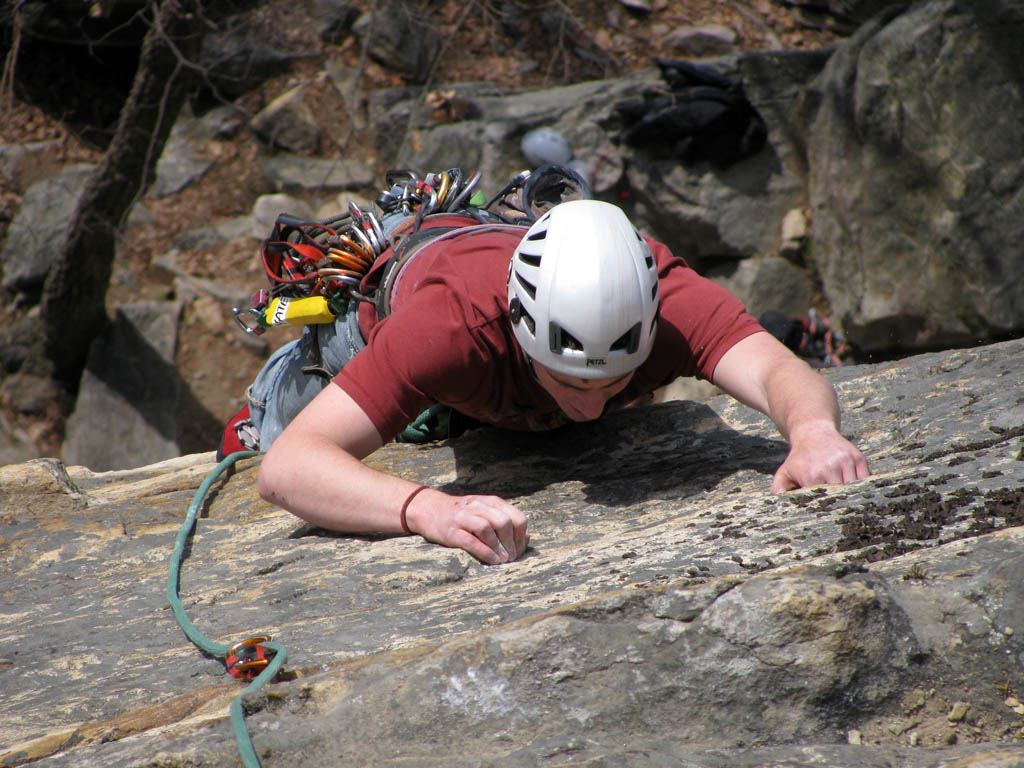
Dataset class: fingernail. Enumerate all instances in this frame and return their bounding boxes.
[496,542,509,562]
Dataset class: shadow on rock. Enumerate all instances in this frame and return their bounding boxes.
[441,400,787,507]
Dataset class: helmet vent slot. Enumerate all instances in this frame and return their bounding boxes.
[562,330,583,351]
[611,322,642,354]
[635,232,654,268]
[515,272,537,300]
[521,307,536,335]
[518,252,542,268]
[549,325,584,354]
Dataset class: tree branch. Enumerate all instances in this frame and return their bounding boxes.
[36,0,228,384]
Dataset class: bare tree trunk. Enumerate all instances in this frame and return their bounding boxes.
[36,0,207,385]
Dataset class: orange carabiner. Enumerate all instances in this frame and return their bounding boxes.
[225,635,276,680]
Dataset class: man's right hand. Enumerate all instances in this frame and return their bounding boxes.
[260,384,529,565]
[404,489,529,565]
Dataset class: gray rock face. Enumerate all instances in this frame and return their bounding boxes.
[705,254,816,319]
[353,2,441,84]
[194,24,295,108]
[61,301,183,471]
[663,24,739,57]
[3,338,1024,766]
[804,0,1024,352]
[372,48,831,272]
[0,164,94,294]
[0,140,66,194]
[149,105,242,198]
[251,85,322,154]
[262,154,376,192]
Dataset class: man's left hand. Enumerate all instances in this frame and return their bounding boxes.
[712,331,871,494]
[771,421,870,493]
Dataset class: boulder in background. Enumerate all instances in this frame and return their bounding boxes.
[804,0,1024,352]
[62,301,183,471]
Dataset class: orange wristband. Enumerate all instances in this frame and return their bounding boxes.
[400,485,429,534]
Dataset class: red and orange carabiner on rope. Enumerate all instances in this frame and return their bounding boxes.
[225,635,277,680]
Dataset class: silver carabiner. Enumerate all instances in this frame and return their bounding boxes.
[445,170,481,211]
[232,306,267,336]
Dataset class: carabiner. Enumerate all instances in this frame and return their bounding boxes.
[413,189,438,232]
[226,635,277,680]
[232,306,268,336]
[445,170,481,212]
[435,171,451,208]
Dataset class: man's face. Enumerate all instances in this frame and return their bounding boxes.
[532,362,634,421]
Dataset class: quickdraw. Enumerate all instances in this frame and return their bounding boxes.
[233,210,382,336]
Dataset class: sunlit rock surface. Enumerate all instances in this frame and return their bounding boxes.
[2,338,1024,766]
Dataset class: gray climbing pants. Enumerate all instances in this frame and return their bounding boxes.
[246,300,366,449]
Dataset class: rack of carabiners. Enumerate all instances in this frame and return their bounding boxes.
[375,167,483,223]
[233,168,483,336]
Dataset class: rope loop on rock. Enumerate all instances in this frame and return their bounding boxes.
[166,449,287,768]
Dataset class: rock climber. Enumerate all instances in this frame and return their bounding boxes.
[234,190,869,566]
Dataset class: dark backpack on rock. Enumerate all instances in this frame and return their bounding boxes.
[615,58,768,168]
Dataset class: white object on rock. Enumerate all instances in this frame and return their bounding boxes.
[781,208,808,243]
[521,127,573,167]
[780,208,809,259]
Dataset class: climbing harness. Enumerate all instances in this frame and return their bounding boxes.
[167,450,286,768]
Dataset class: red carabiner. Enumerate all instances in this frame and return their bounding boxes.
[225,635,276,680]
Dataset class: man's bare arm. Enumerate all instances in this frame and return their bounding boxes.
[257,384,528,563]
[711,331,870,492]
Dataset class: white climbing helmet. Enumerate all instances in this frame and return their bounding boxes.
[507,199,660,379]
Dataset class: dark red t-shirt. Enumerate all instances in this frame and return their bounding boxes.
[335,218,761,441]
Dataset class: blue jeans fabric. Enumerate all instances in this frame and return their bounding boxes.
[247,300,366,449]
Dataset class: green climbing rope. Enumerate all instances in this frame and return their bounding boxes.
[167,450,287,768]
